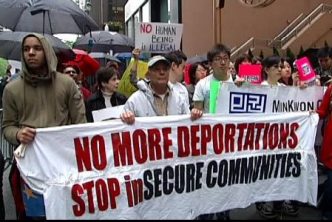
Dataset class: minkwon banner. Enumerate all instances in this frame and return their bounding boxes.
[16,113,319,219]
[135,22,183,53]
[216,83,324,114]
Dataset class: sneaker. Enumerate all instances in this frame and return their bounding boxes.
[256,202,278,219]
[275,201,299,217]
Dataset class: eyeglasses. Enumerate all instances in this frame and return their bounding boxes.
[64,70,77,74]
[213,56,230,63]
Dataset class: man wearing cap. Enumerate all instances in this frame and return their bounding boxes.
[120,55,202,123]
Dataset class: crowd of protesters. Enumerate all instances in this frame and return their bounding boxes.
[0,32,332,220]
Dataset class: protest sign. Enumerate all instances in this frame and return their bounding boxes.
[135,22,183,53]
[295,57,316,83]
[238,64,262,84]
[92,105,124,122]
[16,113,318,219]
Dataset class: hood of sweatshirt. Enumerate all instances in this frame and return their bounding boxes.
[21,33,58,86]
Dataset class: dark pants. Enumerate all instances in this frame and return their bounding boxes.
[323,168,332,219]
[0,152,5,220]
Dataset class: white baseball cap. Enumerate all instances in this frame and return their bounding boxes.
[148,55,170,68]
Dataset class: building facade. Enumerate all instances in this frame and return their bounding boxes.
[88,0,127,33]
[125,0,332,58]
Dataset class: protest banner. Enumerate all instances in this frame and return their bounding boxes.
[216,83,324,114]
[135,22,183,53]
[16,113,318,219]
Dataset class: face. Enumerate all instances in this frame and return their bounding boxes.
[172,60,186,82]
[195,64,207,82]
[266,62,282,81]
[102,74,119,93]
[23,37,46,70]
[228,62,236,76]
[148,62,170,86]
[319,56,332,70]
[281,61,291,79]
[63,67,79,82]
[211,52,230,76]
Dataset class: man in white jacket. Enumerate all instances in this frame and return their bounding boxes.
[121,55,202,124]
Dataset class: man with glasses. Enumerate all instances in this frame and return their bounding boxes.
[192,44,234,220]
[193,44,234,113]
[63,64,91,101]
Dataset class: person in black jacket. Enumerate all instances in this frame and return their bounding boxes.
[85,67,127,122]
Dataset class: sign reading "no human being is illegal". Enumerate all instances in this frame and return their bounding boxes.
[135,22,183,53]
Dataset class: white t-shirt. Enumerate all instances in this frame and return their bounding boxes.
[169,81,190,112]
[193,73,233,113]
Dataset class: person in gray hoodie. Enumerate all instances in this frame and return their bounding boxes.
[2,33,86,219]
[120,55,202,124]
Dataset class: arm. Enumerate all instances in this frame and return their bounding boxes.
[2,86,21,145]
[129,48,141,89]
[191,82,204,120]
[316,85,332,119]
[68,80,87,124]
[192,79,205,112]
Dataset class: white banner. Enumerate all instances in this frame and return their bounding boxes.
[216,83,324,114]
[16,113,319,219]
[135,22,183,53]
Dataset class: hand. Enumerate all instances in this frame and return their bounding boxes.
[309,110,316,115]
[120,111,135,125]
[234,77,246,87]
[292,72,300,86]
[299,81,308,89]
[16,127,36,144]
[132,48,141,61]
[191,108,203,121]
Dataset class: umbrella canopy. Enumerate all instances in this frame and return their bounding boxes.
[187,54,208,64]
[0,0,99,35]
[73,31,134,53]
[0,31,76,63]
[66,49,100,77]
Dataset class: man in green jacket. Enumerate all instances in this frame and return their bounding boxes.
[2,33,86,219]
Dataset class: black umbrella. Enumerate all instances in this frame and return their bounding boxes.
[73,31,135,53]
[0,31,76,63]
[0,0,99,35]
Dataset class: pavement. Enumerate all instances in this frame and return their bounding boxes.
[3,166,324,220]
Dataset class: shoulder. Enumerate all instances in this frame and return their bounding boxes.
[87,92,101,103]
[114,92,127,100]
[4,77,23,91]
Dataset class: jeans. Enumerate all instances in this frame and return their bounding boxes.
[0,152,5,220]
[323,168,332,219]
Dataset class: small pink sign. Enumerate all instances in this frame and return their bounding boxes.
[238,64,262,84]
[295,57,316,83]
